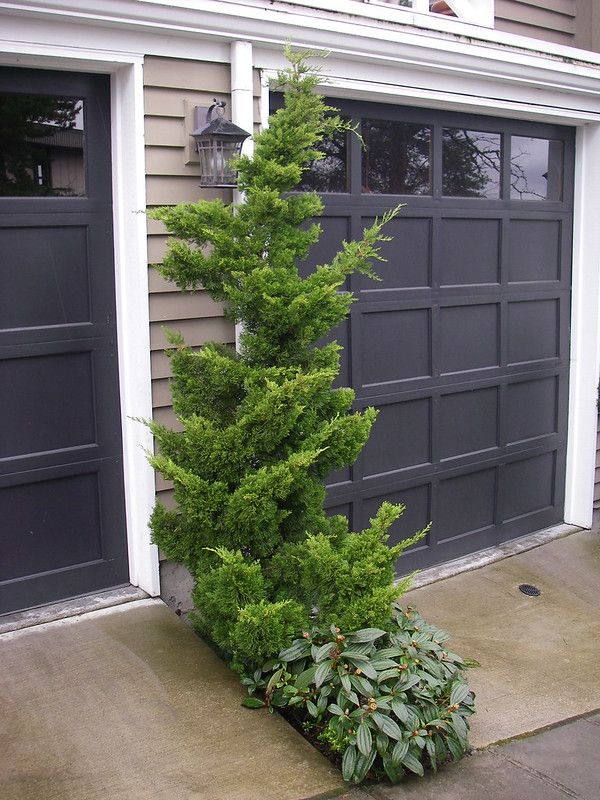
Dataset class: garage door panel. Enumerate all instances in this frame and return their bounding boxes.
[439,386,499,460]
[508,219,561,283]
[0,224,90,329]
[508,299,559,364]
[506,376,558,444]
[440,218,501,286]
[359,307,431,387]
[362,398,432,479]
[357,216,432,292]
[0,350,95,458]
[437,467,497,544]
[440,303,500,374]
[325,464,352,488]
[0,470,103,581]
[502,451,556,522]
[0,457,128,614]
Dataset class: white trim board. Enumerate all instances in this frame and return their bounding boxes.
[0,0,592,66]
[110,61,160,594]
[0,46,160,596]
[565,123,600,529]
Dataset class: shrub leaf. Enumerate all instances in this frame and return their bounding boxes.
[352,628,387,643]
[341,745,357,782]
[357,721,373,757]
[241,697,265,709]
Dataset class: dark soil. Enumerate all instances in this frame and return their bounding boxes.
[278,705,343,771]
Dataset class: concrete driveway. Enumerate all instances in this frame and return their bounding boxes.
[1,526,598,799]
[0,599,343,800]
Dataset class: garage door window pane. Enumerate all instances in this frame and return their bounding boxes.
[362,119,431,195]
[297,126,348,193]
[0,93,85,196]
[442,128,501,198]
[510,137,563,201]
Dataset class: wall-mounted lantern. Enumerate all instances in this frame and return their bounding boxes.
[192,99,251,187]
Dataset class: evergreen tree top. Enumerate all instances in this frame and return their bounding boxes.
[152,48,400,368]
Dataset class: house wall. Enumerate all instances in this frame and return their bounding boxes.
[494,0,600,52]
[494,0,576,47]
[144,55,261,510]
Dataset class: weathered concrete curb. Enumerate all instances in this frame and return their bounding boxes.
[406,522,580,589]
[0,585,149,634]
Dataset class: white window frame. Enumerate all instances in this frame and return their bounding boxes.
[264,0,495,30]
[367,0,495,28]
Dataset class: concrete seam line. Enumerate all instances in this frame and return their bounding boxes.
[495,753,579,799]
[480,708,600,749]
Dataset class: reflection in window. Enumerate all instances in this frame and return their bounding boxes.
[510,137,563,201]
[297,126,348,193]
[0,93,85,197]
[362,119,431,195]
[442,128,501,198]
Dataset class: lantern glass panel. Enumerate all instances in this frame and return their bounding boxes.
[197,135,245,187]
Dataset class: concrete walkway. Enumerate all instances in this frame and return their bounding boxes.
[0,599,343,800]
[402,527,600,748]
[1,527,598,799]
[343,712,600,800]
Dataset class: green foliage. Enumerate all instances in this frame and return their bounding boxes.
[232,599,309,668]
[190,547,267,651]
[243,605,476,784]
[269,503,429,631]
[146,49,426,670]
[146,47,475,783]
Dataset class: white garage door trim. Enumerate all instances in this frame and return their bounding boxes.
[0,41,159,596]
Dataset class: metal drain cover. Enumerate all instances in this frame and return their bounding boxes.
[519,583,541,597]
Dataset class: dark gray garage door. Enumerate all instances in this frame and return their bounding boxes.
[0,68,129,614]
[287,97,574,572]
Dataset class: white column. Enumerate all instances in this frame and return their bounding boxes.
[112,61,160,595]
[231,40,254,165]
[230,40,254,350]
[564,123,600,528]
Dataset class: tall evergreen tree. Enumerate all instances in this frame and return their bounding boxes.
[148,49,425,669]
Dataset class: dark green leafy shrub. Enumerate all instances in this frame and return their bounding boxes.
[242,604,475,784]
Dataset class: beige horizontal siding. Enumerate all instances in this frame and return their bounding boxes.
[147,265,174,291]
[149,290,225,322]
[495,0,576,46]
[144,55,260,507]
[149,316,233,351]
[147,177,232,206]
[144,58,231,93]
